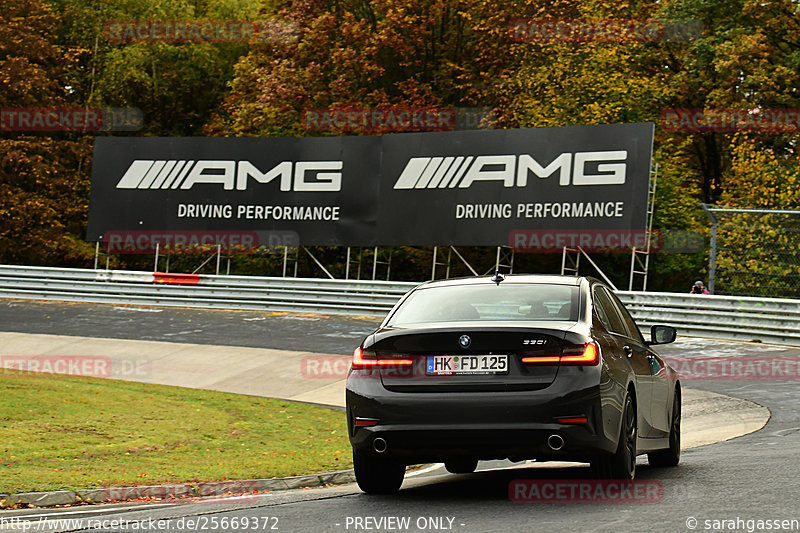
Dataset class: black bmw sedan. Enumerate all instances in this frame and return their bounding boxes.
[345,274,681,494]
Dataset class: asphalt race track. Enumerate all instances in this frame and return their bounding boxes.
[2,300,800,533]
[0,300,379,354]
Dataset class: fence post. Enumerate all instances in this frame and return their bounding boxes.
[702,204,718,294]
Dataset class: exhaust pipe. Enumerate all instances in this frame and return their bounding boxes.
[547,434,564,451]
[373,437,388,454]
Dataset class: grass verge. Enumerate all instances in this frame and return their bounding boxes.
[0,371,351,494]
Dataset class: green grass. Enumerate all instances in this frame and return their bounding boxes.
[0,371,351,494]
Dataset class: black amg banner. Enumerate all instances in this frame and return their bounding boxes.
[87,123,653,248]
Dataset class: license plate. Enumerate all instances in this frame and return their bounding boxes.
[426,355,508,375]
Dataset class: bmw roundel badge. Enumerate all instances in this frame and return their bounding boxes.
[458,335,471,348]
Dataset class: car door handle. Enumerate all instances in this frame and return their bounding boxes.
[623,345,632,357]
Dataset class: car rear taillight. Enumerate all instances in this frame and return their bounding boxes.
[520,355,561,365]
[557,417,589,424]
[560,342,599,365]
[351,347,413,370]
[521,342,599,366]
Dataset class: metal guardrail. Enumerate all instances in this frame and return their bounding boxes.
[1,265,799,345]
[0,265,414,316]
[617,291,800,346]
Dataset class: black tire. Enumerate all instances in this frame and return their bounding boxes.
[592,393,637,480]
[353,450,405,494]
[444,457,478,474]
[648,387,681,467]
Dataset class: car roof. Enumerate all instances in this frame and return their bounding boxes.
[413,274,587,289]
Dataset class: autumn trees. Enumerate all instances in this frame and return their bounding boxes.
[2,0,800,290]
[0,0,92,264]
[1,0,263,265]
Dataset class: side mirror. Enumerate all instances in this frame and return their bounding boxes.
[649,325,677,345]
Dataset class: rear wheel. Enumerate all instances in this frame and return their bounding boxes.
[353,450,405,494]
[444,457,478,474]
[593,393,637,479]
[648,387,681,467]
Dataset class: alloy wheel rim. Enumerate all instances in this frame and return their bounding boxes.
[672,396,681,448]
[625,399,636,475]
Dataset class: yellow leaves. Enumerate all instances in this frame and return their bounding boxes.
[722,139,800,210]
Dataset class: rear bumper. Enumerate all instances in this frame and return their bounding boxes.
[349,424,614,464]
[346,369,618,464]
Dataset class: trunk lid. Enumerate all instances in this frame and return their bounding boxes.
[369,324,570,392]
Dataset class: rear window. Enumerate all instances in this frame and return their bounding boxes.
[388,283,579,326]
